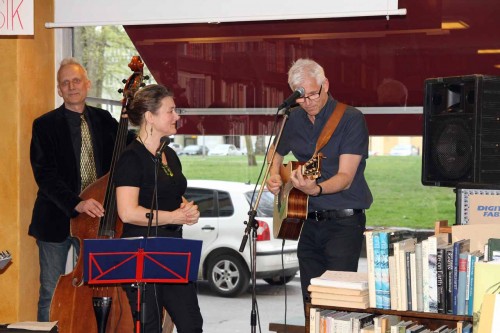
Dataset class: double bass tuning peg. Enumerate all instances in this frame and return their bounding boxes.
[122,79,128,84]
[143,75,150,80]
[117,88,124,94]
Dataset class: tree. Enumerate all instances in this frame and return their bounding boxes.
[74,26,154,104]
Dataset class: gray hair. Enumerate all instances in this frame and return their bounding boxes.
[57,57,89,82]
[287,58,326,90]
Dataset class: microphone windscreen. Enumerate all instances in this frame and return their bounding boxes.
[160,136,170,146]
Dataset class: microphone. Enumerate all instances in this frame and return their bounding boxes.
[155,136,170,159]
[278,87,305,110]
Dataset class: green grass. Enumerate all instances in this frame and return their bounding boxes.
[179,155,456,230]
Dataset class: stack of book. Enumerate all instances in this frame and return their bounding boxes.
[308,270,369,309]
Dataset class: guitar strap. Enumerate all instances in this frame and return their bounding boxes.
[314,101,347,156]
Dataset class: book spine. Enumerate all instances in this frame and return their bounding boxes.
[374,232,383,309]
[465,253,473,316]
[452,240,470,314]
[397,246,408,311]
[452,242,460,315]
[421,239,430,312]
[415,242,424,312]
[427,237,439,313]
[389,256,398,311]
[410,252,418,313]
[380,232,391,309]
[405,251,413,311]
[436,247,446,313]
[488,238,500,261]
[467,255,477,316]
[457,252,468,315]
[427,253,438,313]
[310,307,319,333]
[366,231,377,308]
[445,246,454,314]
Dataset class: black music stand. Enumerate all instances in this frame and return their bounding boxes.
[83,237,202,332]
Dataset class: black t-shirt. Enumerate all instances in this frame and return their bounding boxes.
[114,140,187,237]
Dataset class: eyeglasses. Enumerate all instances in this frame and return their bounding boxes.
[295,85,323,103]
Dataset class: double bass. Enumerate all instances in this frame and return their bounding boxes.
[50,56,146,333]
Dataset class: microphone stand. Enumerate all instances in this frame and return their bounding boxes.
[136,149,161,333]
[146,154,160,239]
[239,105,293,333]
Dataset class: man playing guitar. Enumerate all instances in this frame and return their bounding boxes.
[266,58,373,315]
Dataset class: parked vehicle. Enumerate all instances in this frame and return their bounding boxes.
[180,145,209,155]
[207,144,244,156]
[168,142,183,154]
[183,180,299,297]
[389,144,419,156]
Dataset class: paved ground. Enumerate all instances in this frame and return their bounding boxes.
[171,258,368,332]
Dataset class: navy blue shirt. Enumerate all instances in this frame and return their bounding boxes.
[276,95,373,211]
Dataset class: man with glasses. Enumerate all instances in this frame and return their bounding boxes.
[29,58,121,321]
[266,58,372,314]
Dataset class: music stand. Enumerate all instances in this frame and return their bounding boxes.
[84,237,202,332]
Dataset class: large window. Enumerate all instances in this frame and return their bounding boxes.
[75,0,500,230]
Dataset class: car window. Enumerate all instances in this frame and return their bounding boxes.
[185,188,215,217]
[245,190,274,217]
[217,191,234,217]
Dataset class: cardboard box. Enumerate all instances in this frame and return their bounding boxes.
[456,184,500,225]
[452,224,500,253]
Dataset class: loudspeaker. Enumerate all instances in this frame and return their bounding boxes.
[422,75,500,187]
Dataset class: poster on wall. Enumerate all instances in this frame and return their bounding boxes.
[0,0,34,35]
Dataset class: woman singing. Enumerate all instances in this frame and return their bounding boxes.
[114,84,203,332]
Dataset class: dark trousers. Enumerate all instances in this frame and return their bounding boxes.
[297,212,366,314]
[123,282,203,333]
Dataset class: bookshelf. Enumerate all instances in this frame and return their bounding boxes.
[306,221,475,332]
[305,302,472,332]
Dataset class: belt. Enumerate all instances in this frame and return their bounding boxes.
[159,225,182,231]
[308,209,364,221]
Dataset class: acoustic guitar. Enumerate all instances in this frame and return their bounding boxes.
[273,154,322,240]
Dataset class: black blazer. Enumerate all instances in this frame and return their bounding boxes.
[29,104,119,242]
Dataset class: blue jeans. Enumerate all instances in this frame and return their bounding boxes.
[297,212,366,314]
[36,237,79,322]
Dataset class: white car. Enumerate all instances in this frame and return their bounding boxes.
[183,180,299,297]
[207,144,244,156]
[168,142,183,154]
[389,144,419,156]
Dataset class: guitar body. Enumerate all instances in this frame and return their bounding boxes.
[273,161,308,240]
[273,155,323,240]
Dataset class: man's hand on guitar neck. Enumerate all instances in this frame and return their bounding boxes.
[290,167,321,196]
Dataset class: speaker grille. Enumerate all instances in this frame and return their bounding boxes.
[432,118,473,180]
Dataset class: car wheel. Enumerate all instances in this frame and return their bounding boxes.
[263,274,295,286]
[207,253,250,297]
